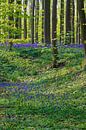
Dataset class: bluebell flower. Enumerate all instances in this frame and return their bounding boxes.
[0,82,13,87]
[35,93,40,98]
[23,86,28,91]
[27,95,34,100]
[0,43,3,46]
[64,44,84,48]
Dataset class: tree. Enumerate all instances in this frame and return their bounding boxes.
[0,0,8,42]
[71,0,75,44]
[31,0,35,44]
[52,0,58,68]
[24,0,27,39]
[0,0,22,46]
[42,0,44,43]
[35,0,39,43]
[44,0,51,45]
[76,1,81,44]
[77,0,86,55]
[15,0,22,39]
[8,0,14,39]
[60,0,64,45]
[65,0,71,44]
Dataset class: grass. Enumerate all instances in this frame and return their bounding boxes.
[0,45,86,129]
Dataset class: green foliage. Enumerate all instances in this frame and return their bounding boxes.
[0,1,29,43]
[0,46,86,129]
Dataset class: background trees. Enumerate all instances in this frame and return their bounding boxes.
[0,0,86,56]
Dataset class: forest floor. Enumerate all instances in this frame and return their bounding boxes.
[0,45,86,129]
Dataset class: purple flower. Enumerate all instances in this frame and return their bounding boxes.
[0,43,4,46]
[23,86,28,91]
[64,44,84,48]
[35,93,40,98]
[27,95,34,100]
[13,43,39,48]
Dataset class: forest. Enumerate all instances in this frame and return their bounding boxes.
[0,0,86,129]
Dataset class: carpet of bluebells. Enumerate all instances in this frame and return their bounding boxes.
[0,43,86,129]
[0,42,84,48]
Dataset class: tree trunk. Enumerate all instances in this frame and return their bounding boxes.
[65,0,71,44]
[60,0,64,45]
[15,0,21,39]
[52,0,58,68]
[76,0,81,44]
[8,0,14,39]
[24,0,27,39]
[31,0,35,44]
[35,0,39,43]
[77,0,86,55]
[42,0,44,43]
[71,0,75,44]
[44,0,51,45]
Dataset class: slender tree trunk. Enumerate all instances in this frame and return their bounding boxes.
[8,0,14,39]
[24,0,27,39]
[76,1,81,44]
[77,0,86,55]
[65,0,71,44]
[71,0,75,44]
[52,0,58,68]
[44,0,51,45]
[31,0,35,44]
[60,0,64,45]
[15,0,21,39]
[35,0,39,43]
[42,0,44,43]
[78,20,81,45]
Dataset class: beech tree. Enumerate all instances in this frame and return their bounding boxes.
[42,0,44,43]
[24,0,27,39]
[71,0,75,44]
[76,1,81,44]
[65,0,71,44]
[44,0,51,45]
[77,0,86,55]
[15,0,22,39]
[60,0,64,44]
[35,0,39,43]
[8,0,14,39]
[31,0,35,44]
[52,0,58,68]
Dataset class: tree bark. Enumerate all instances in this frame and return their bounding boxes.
[44,0,51,45]
[77,0,86,55]
[52,0,58,68]
[8,0,14,39]
[71,0,75,44]
[42,0,44,43]
[31,0,35,44]
[24,0,27,39]
[76,1,80,44]
[65,0,71,44]
[15,0,21,39]
[35,0,39,43]
[60,0,64,45]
